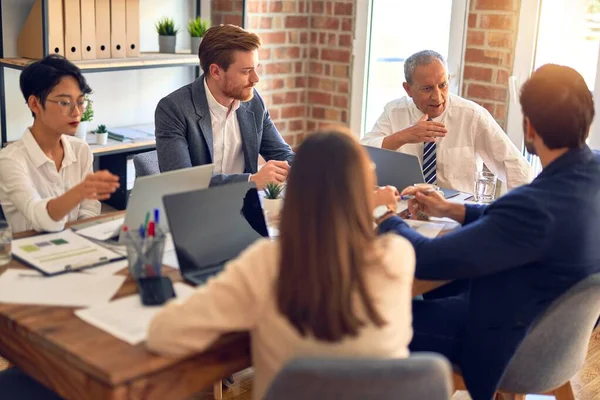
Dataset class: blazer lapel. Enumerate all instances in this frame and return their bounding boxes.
[236,103,259,173]
[192,75,214,162]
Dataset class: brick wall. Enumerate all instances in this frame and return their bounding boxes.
[211,0,244,26]
[462,0,521,129]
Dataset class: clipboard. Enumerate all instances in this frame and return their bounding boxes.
[11,229,126,277]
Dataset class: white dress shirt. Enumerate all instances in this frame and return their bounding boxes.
[361,93,532,193]
[148,234,415,400]
[0,129,100,233]
[204,79,245,175]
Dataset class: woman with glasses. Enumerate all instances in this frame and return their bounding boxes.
[0,55,119,233]
[147,128,416,400]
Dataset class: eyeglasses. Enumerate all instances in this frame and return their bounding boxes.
[46,98,89,116]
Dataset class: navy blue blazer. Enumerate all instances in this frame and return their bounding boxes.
[379,146,600,400]
[155,75,294,186]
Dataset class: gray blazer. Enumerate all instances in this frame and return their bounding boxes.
[155,75,294,186]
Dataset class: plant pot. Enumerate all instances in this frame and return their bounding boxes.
[190,36,203,54]
[262,198,283,217]
[158,35,177,53]
[75,121,88,141]
[96,132,108,145]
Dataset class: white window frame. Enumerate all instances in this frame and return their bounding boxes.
[507,0,600,151]
[350,0,470,137]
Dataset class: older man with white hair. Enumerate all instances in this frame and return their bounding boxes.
[362,50,531,193]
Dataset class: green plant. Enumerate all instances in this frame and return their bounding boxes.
[188,17,210,38]
[263,183,284,200]
[81,97,93,122]
[155,17,179,36]
[93,124,107,134]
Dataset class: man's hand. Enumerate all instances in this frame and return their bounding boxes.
[382,114,447,150]
[401,186,466,223]
[76,170,120,201]
[250,160,290,189]
[374,185,400,211]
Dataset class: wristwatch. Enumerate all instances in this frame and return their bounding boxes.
[373,205,394,220]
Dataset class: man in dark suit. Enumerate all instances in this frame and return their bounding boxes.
[155,25,294,188]
[374,64,600,400]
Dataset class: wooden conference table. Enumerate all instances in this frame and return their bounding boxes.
[0,212,448,400]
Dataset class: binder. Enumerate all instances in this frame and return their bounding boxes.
[110,0,127,58]
[63,0,83,60]
[17,0,64,58]
[95,0,111,59]
[125,0,140,57]
[79,0,97,59]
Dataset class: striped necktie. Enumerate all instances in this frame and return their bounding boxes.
[422,118,437,184]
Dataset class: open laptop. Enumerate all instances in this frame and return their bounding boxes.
[364,145,460,199]
[163,182,269,286]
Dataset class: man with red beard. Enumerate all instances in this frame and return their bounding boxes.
[155,25,294,189]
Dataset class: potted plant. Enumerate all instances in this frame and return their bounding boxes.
[262,182,284,220]
[93,124,108,145]
[156,17,179,53]
[188,17,210,54]
[76,96,93,141]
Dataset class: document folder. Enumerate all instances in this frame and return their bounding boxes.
[63,0,83,60]
[80,0,97,59]
[110,0,127,58]
[95,0,111,58]
[17,0,65,58]
[125,0,140,57]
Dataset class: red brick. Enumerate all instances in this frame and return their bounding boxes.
[308,91,332,105]
[479,14,514,30]
[248,16,260,29]
[213,0,233,12]
[289,120,304,132]
[224,15,243,25]
[269,108,280,120]
[283,134,294,146]
[285,16,309,29]
[300,32,309,44]
[309,62,324,74]
[272,92,299,105]
[463,66,493,82]
[260,17,273,29]
[332,64,349,78]
[233,0,244,12]
[467,31,485,46]
[468,13,477,28]
[282,106,306,118]
[495,104,506,120]
[295,62,303,73]
[476,0,517,11]
[321,49,351,63]
[312,1,324,14]
[341,17,352,31]
[274,46,301,59]
[312,107,326,119]
[265,62,293,74]
[259,48,271,60]
[480,101,495,114]
[324,64,331,76]
[338,81,349,93]
[308,76,320,89]
[334,2,353,16]
[295,77,306,88]
[467,83,507,101]
[260,32,286,45]
[325,108,341,121]
[247,0,260,13]
[312,16,340,30]
[269,1,283,12]
[465,48,506,66]
[295,132,305,145]
[282,1,297,13]
[306,121,316,131]
[327,33,337,46]
[341,110,348,123]
[496,69,509,85]
[333,95,348,108]
[339,34,352,47]
[299,0,306,13]
[326,1,333,15]
[319,78,335,91]
[487,32,513,48]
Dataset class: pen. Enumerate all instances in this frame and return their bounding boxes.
[144,212,150,232]
[400,188,436,200]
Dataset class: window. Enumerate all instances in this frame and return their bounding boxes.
[351,0,469,136]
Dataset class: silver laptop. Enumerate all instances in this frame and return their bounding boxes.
[103,164,214,242]
[364,145,460,199]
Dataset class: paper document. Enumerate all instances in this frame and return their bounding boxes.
[162,233,178,268]
[12,229,124,275]
[75,283,195,345]
[88,260,129,276]
[0,269,125,307]
[76,217,124,241]
[404,220,446,238]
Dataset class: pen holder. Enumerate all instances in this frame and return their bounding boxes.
[124,230,166,280]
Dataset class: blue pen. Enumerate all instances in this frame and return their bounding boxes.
[154,208,160,225]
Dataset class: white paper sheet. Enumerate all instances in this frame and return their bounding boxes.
[76,217,125,241]
[404,220,446,238]
[0,269,126,307]
[75,283,196,345]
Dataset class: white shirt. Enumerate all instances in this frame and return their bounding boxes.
[148,235,415,400]
[0,129,100,233]
[361,94,532,193]
[204,79,245,175]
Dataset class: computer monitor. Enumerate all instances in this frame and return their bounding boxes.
[163,182,268,286]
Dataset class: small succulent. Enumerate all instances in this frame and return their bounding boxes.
[94,124,107,134]
[155,17,179,36]
[263,182,284,199]
[81,97,93,122]
[188,17,210,38]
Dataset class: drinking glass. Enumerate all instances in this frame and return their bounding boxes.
[473,171,497,203]
[0,220,12,266]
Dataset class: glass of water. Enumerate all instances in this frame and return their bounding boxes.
[0,220,12,266]
[474,171,497,203]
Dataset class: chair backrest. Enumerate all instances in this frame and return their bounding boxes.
[265,353,452,400]
[133,150,160,178]
[500,272,600,393]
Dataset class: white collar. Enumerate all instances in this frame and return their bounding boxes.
[22,128,78,169]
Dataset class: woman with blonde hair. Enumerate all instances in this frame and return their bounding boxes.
[148,128,415,399]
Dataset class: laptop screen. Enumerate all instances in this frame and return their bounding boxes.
[162,182,268,275]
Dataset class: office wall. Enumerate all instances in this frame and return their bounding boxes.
[0,0,198,143]
[462,0,521,129]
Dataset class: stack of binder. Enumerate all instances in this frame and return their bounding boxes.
[16,0,140,61]
[108,124,155,142]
